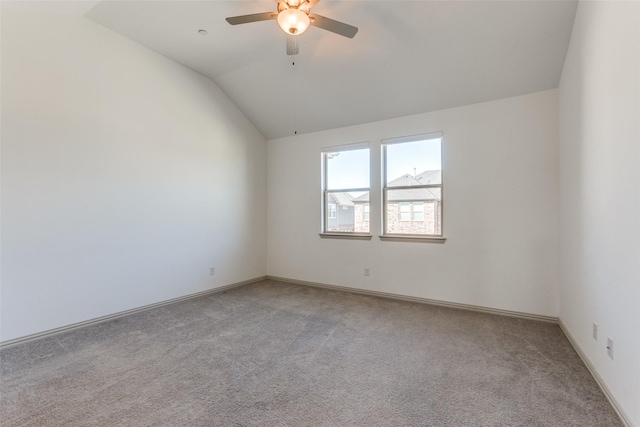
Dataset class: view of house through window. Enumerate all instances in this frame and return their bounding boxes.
[383,134,443,236]
[323,146,370,234]
[322,135,442,237]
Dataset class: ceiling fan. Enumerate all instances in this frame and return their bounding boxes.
[226,0,358,55]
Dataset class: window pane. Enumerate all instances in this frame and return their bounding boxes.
[326,191,369,233]
[326,148,370,190]
[399,202,411,221]
[328,203,337,219]
[386,188,441,235]
[412,202,424,221]
[386,138,441,186]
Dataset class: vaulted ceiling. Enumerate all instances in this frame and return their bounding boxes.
[18,1,580,139]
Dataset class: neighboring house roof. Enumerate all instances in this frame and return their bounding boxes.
[415,170,441,185]
[352,188,440,203]
[328,192,355,207]
[388,188,440,202]
[353,170,442,203]
[388,170,441,187]
[353,193,369,202]
[388,174,421,187]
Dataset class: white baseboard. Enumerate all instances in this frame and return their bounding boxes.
[0,276,267,349]
[266,275,559,323]
[559,320,633,427]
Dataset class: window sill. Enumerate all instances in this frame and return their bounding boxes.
[319,233,373,240]
[379,235,446,243]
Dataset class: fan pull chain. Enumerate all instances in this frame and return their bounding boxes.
[293,60,298,135]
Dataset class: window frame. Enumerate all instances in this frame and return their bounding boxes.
[381,132,445,241]
[320,143,372,239]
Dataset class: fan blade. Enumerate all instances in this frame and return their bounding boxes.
[226,12,277,25]
[309,14,358,38]
[286,35,299,55]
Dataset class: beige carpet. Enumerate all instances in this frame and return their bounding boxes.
[0,280,622,426]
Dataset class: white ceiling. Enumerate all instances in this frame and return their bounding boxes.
[81,1,577,140]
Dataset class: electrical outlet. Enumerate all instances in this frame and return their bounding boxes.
[364,268,370,277]
[592,323,598,340]
[210,267,216,276]
[606,337,614,359]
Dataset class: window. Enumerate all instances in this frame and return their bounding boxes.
[399,202,411,221]
[412,202,424,221]
[398,201,425,222]
[322,144,370,235]
[328,203,337,219]
[382,133,443,237]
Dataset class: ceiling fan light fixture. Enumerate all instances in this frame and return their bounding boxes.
[277,9,310,35]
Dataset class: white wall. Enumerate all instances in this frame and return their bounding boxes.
[0,9,267,342]
[558,1,640,425]
[267,90,560,317]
